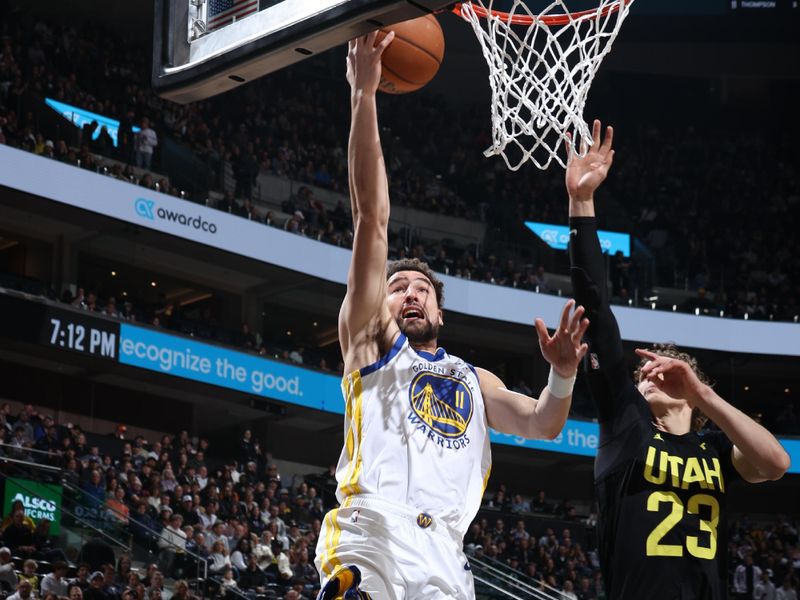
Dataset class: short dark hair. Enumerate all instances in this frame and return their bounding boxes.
[387,258,444,308]
[634,343,712,432]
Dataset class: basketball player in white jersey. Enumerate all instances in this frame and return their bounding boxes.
[315,33,590,600]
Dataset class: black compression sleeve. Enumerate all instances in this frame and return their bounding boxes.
[568,217,624,370]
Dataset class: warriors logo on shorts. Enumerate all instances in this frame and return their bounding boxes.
[416,513,433,529]
[409,372,473,438]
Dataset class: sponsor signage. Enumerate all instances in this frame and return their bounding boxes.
[134,197,218,234]
[3,478,63,534]
[525,221,631,257]
[1,289,799,468]
[118,324,343,413]
[2,145,799,356]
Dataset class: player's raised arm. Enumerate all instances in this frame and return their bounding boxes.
[479,299,589,439]
[338,32,397,366]
[566,120,630,421]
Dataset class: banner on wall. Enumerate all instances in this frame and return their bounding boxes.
[3,478,63,534]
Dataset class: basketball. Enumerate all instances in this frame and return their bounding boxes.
[376,14,444,95]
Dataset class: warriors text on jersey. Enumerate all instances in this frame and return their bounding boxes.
[333,332,492,537]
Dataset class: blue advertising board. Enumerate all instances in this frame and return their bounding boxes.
[525,221,631,257]
[117,324,800,471]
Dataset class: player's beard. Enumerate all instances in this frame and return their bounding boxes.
[398,317,439,345]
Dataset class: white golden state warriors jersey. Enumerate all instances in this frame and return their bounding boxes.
[335,333,492,537]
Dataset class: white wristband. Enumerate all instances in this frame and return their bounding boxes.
[547,367,576,399]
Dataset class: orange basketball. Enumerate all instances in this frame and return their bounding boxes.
[376,14,444,94]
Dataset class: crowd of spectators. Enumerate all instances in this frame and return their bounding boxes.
[0,402,340,599]
[0,393,796,600]
[1,12,798,321]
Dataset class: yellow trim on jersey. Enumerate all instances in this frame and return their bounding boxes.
[481,463,493,497]
[341,371,365,496]
[319,497,354,578]
[343,377,355,459]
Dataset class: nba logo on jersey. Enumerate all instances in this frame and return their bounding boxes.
[590,353,600,370]
[408,372,473,438]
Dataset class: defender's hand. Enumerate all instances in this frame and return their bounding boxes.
[566,119,615,203]
[536,299,590,379]
[346,31,395,97]
[635,348,707,403]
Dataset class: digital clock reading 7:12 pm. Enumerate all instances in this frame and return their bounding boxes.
[48,318,117,358]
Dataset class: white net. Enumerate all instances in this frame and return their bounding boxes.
[460,0,633,170]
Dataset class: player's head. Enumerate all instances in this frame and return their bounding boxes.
[634,343,710,432]
[386,258,444,345]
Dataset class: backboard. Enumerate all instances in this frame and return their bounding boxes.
[153,0,454,104]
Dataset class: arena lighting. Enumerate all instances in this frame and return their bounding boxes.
[794,315,799,322]
[720,310,725,317]
[786,388,791,394]
[744,313,749,320]
[650,302,656,310]
[695,308,700,316]
[111,271,117,277]
[744,386,750,391]
[150,281,157,287]
[672,305,677,311]
[313,321,318,327]
[286,330,292,336]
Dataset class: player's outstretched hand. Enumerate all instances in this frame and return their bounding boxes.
[346,31,395,97]
[635,348,707,403]
[536,299,590,379]
[565,119,615,203]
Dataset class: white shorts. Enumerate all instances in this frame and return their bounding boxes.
[315,494,475,599]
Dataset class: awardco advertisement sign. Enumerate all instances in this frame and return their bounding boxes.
[3,478,63,534]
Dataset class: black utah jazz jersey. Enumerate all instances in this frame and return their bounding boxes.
[592,359,740,600]
[569,217,741,600]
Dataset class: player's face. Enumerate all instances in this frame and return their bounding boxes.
[637,370,689,412]
[387,271,442,345]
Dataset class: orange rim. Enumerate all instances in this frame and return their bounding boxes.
[451,0,630,26]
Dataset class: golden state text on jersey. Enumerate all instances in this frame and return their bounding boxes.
[407,364,475,450]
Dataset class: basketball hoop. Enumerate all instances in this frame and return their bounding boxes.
[453,0,634,170]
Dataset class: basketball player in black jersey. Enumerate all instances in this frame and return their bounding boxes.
[567,120,790,600]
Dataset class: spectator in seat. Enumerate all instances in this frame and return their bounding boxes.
[158,513,187,577]
[511,494,531,514]
[33,518,68,562]
[68,585,84,600]
[0,547,17,592]
[264,539,291,584]
[0,500,35,531]
[230,537,251,572]
[70,564,91,591]
[134,118,158,171]
[171,580,196,600]
[754,570,776,600]
[238,554,267,596]
[208,539,231,579]
[6,580,33,600]
[3,510,36,557]
[18,560,39,594]
[219,567,239,596]
[83,571,111,600]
